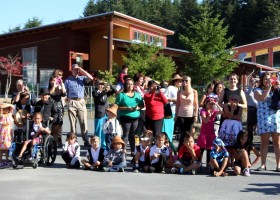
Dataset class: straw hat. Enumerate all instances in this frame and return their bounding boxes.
[172,74,182,81]
[0,103,14,109]
[111,135,125,148]
[106,104,118,117]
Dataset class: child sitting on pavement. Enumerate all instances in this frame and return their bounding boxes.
[61,132,81,169]
[102,135,127,172]
[171,134,201,174]
[209,138,229,177]
[103,104,122,151]
[133,135,151,173]
[233,130,260,177]
[149,133,170,173]
[81,136,105,171]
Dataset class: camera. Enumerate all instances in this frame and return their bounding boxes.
[156,86,160,90]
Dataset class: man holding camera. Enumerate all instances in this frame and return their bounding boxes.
[64,64,93,147]
[245,76,259,144]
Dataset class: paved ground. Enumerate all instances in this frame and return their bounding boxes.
[0,113,279,200]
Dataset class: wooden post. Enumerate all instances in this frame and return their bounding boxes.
[107,18,113,73]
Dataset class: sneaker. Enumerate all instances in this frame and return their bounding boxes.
[149,166,155,173]
[103,167,110,172]
[133,167,139,173]
[109,167,119,172]
[171,167,178,174]
[243,168,250,177]
[118,168,124,172]
[161,170,166,174]
[191,169,196,175]
[179,167,184,174]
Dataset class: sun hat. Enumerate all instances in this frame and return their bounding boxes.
[106,104,118,117]
[111,135,125,148]
[0,103,14,109]
[39,88,50,95]
[172,74,182,81]
[213,138,225,147]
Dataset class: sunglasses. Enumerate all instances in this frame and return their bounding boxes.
[183,80,188,82]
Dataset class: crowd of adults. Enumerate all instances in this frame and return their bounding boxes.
[6,64,280,171]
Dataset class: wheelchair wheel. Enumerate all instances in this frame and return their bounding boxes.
[43,135,57,165]
[32,162,38,169]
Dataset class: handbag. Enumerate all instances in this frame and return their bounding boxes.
[164,103,173,119]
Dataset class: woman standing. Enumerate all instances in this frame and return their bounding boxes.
[144,80,168,136]
[162,74,182,142]
[92,80,116,149]
[175,76,198,151]
[254,72,280,171]
[48,73,66,147]
[115,78,144,153]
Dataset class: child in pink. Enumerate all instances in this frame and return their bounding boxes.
[197,97,223,165]
[0,103,14,168]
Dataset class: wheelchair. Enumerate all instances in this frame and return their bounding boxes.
[9,129,57,169]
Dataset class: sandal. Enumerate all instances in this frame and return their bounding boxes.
[276,168,280,172]
[256,166,266,171]
[221,172,228,177]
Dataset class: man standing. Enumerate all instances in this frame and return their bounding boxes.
[64,64,93,146]
[245,76,258,144]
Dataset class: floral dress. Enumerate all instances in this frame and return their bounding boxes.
[0,114,13,150]
[255,88,280,134]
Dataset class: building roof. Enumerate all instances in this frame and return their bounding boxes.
[235,59,280,72]
[0,11,174,39]
[234,36,280,49]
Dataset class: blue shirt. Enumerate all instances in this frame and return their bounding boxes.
[210,147,229,163]
[65,76,87,98]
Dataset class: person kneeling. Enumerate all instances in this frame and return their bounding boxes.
[61,132,81,169]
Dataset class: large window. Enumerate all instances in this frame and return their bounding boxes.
[22,47,37,87]
[273,51,280,68]
[40,69,55,89]
[256,54,268,66]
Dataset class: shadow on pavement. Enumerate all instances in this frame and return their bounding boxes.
[241,183,280,195]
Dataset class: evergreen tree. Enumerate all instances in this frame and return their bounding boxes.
[83,0,97,17]
[24,17,42,29]
[122,42,176,81]
[180,2,237,85]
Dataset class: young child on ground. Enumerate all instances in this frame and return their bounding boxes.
[102,135,127,172]
[149,133,170,173]
[209,138,229,177]
[17,112,51,161]
[197,97,223,166]
[164,137,176,170]
[0,103,14,168]
[103,104,122,151]
[233,130,260,177]
[81,136,105,171]
[172,135,201,174]
[61,132,81,169]
[133,136,151,173]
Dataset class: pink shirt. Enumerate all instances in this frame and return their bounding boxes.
[177,91,194,117]
[200,109,217,136]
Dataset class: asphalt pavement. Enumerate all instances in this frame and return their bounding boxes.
[0,113,279,200]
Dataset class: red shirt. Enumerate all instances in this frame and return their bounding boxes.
[144,91,168,120]
[178,144,201,161]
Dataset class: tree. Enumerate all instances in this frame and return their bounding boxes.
[122,42,176,81]
[24,17,42,29]
[0,55,23,102]
[180,2,237,85]
[83,0,97,17]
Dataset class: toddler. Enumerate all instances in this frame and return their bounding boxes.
[82,136,105,171]
[172,135,201,174]
[103,104,122,151]
[0,103,14,168]
[133,136,151,173]
[233,130,260,176]
[209,138,229,177]
[61,132,81,169]
[103,135,127,172]
[149,133,170,173]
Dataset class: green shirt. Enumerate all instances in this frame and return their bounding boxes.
[115,92,144,118]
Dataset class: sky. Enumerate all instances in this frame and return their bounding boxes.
[0,0,88,33]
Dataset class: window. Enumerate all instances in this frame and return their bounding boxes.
[244,57,252,62]
[256,54,268,66]
[273,51,280,68]
[22,47,37,87]
[133,31,141,41]
[40,69,55,89]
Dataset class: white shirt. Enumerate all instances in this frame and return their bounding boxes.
[164,85,178,113]
[149,144,170,164]
[86,146,101,163]
[134,144,149,162]
[103,118,123,136]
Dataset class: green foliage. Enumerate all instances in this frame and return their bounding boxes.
[98,70,116,84]
[83,0,97,16]
[122,42,175,81]
[180,2,237,85]
[24,17,42,29]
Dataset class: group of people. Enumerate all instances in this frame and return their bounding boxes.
[0,63,279,176]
